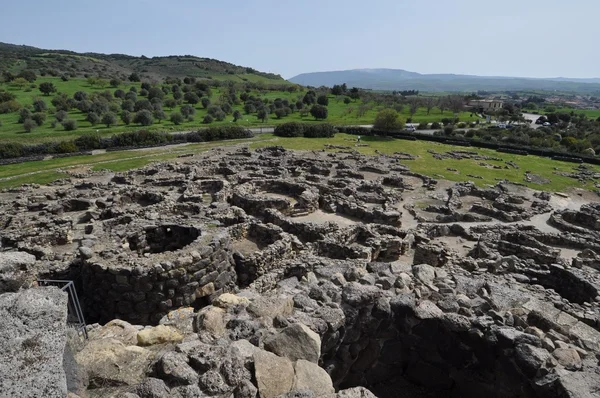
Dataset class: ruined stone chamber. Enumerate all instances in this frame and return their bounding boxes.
[1,145,600,398]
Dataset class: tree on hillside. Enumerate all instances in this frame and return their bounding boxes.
[349,87,361,101]
[331,84,346,96]
[18,70,37,83]
[102,112,118,127]
[303,92,316,105]
[201,97,211,109]
[33,99,47,113]
[129,73,141,82]
[164,99,177,109]
[184,92,200,105]
[180,105,196,118]
[134,99,153,112]
[148,87,165,101]
[110,78,121,88]
[373,109,403,132]
[424,97,436,115]
[244,103,256,114]
[317,95,329,106]
[121,110,132,125]
[274,108,286,119]
[31,113,46,126]
[12,78,28,89]
[310,104,328,120]
[133,110,154,126]
[87,112,101,126]
[114,89,126,99]
[233,110,242,122]
[153,109,166,122]
[438,97,448,114]
[23,119,36,133]
[257,108,269,122]
[170,112,184,125]
[447,95,465,114]
[408,98,420,117]
[39,82,57,96]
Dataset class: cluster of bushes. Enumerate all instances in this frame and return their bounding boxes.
[0,126,254,160]
[274,122,337,138]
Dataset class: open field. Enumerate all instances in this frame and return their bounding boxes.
[0,77,480,144]
[1,133,597,194]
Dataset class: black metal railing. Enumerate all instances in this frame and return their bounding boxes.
[37,280,88,339]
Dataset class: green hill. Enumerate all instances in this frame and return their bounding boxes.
[0,42,286,84]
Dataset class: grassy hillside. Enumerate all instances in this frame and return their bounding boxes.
[0,77,480,144]
[0,42,286,83]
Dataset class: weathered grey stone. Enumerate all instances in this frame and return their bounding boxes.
[0,287,68,398]
[137,325,183,346]
[156,351,198,385]
[254,349,295,398]
[264,323,321,363]
[293,359,335,396]
[76,339,152,387]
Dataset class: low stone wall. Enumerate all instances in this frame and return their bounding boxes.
[263,209,339,242]
[322,196,402,227]
[81,230,236,325]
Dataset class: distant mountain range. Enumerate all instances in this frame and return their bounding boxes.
[289,68,600,93]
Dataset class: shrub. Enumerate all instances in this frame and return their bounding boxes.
[32,99,47,113]
[74,133,103,150]
[18,108,32,123]
[457,122,467,128]
[274,122,305,137]
[0,100,21,114]
[304,123,337,138]
[110,130,171,147]
[139,89,149,97]
[417,122,428,130]
[23,119,36,132]
[441,118,452,126]
[170,112,184,125]
[443,126,454,135]
[201,97,210,109]
[55,110,67,122]
[55,141,78,154]
[62,119,78,131]
[133,110,154,126]
[31,113,47,126]
[203,114,214,124]
[465,130,476,138]
[274,108,286,119]
[431,122,442,129]
[114,89,126,99]
[0,142,25,158]
[317,95,329,106]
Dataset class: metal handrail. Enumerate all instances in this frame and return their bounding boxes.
[37,280,88,339]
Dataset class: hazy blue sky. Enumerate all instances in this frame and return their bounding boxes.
[1,0,598,79]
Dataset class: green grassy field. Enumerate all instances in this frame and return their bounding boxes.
[0,77,480,144]
[0,133,597,194]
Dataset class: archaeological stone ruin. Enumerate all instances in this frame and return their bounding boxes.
[1,144,600,397]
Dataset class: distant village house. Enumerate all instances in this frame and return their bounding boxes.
[468,99,504,112]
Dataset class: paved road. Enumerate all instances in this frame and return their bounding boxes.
[522,113,542,129]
